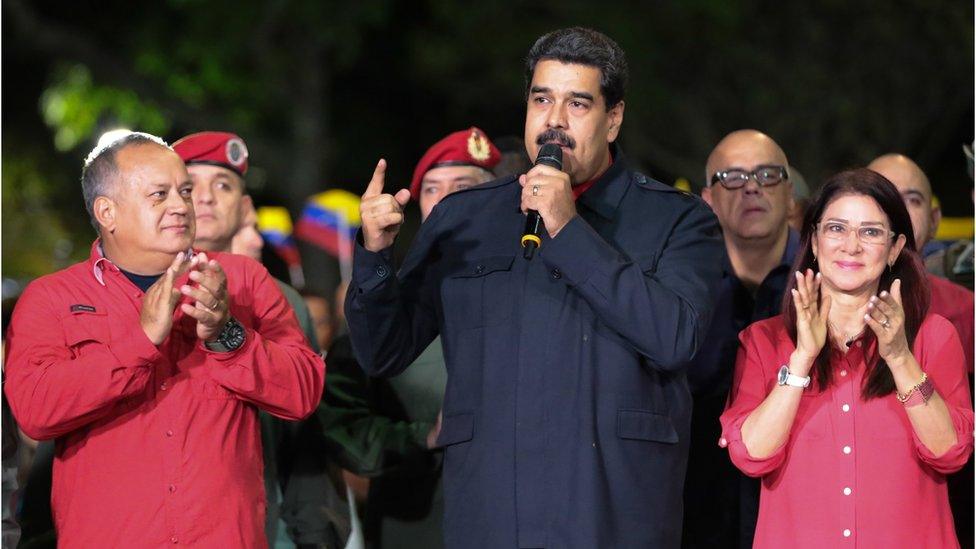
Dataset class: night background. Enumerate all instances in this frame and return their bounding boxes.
[3,0,973,298]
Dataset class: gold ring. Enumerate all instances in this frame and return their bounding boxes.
[881,319,891,329]
[532,185,540,196]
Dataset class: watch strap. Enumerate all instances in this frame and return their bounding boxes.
[779,365,811,388]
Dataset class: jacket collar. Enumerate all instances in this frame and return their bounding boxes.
[576,143,629,221]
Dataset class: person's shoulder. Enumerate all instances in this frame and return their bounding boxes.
[919,312,957,338]
[439,174,518,206]
[422,175,519,229]
[627,170,713,215]
[928,272,974,300]
[207,250,263,273]
[629,171,698,199]
[14,260,94,315]
[24,260,93,293]
[740,315,789,345]
[205,250,274,292]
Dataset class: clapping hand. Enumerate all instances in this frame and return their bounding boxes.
[790,269,831,374]
[140,252,191,345]
[864,279,911,364]
[179,252,230,342]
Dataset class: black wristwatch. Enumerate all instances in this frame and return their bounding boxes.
[204,317,246,353]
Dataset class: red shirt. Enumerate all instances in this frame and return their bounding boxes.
[3,242,325,548]
[927,273,974,373]
[720,314,973,548]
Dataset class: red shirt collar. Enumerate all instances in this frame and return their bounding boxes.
[572,148,614,200]
[89,239,196,287]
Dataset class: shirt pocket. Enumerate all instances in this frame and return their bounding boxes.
[61,312,111,356]
[440,255,516,329]
[616,408,679,444]
[793,392,829,440]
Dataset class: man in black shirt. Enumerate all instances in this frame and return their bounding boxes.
[683,129,799,548]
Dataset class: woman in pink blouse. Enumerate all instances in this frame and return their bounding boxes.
[721,168,973,548]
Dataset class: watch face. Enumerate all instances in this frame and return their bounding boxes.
[220,318,246,350]
[778,365,789,385]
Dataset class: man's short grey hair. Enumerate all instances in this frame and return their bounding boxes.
[80,132,171,233]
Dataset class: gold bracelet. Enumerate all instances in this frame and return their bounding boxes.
[896,372,928,404]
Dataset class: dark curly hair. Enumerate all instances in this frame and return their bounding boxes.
[525,27,628,111]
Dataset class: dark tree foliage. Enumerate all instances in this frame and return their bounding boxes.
[2,0,972,284]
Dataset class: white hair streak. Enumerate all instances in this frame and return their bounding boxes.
[83,130,171,167]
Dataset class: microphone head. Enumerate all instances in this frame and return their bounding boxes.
[536,143,563,170]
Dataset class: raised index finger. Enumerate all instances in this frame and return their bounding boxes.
[363,159,387,198]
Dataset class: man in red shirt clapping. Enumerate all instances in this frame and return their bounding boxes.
[3,131,324,548]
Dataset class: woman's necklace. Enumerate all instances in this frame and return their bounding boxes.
[828,320,866,348]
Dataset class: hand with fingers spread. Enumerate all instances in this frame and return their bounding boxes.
[140,252,191,345]
[179,252,230,342]
[865,279,911,364]
[361,159,412,252]
[518,164,576,238]
[790,269,831,374]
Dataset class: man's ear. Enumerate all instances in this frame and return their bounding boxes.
[93,196,117,234]
[240,194,254,217]
[606,101,625,143]
[930,203,942,238]
[701,185,713,208]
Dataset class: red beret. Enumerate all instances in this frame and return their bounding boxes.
[410,127,501,199]
[172,131,249,177]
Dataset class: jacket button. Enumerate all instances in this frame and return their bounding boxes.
[375,265,388,278]
[475,265,485,274]
[551,268,561,279]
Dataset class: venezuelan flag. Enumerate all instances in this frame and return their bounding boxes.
[294,190,361,257]
[257,206,302,267]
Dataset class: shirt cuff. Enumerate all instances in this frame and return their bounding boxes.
[721,413,788,477]
[911,405,975,474]
[198,327,255,362]
[352,233,396,293]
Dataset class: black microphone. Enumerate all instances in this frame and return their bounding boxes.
[521,143,563,260]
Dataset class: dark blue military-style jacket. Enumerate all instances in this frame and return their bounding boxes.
[347,150,723,548]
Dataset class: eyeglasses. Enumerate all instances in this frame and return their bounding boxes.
[816,221,895,245]
[710,165,789,190]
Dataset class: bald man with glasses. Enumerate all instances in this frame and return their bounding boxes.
[683,129,799,549]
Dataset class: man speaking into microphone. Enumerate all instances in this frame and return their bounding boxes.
[347,27,722,548]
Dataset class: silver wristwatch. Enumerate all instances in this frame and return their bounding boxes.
[777,365,811,388]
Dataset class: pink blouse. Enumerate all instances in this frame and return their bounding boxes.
[720,314,973,548]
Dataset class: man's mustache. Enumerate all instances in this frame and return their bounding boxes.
[536,129,576,150]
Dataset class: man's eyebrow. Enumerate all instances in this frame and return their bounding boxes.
[529,86,551,95]
[901,189,925,199]
[570,91,594,101]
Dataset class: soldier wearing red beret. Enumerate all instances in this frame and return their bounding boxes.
[173,131,251,252]
[319,127,500,549]
[412,127,501,221]
[174,131,350,548]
